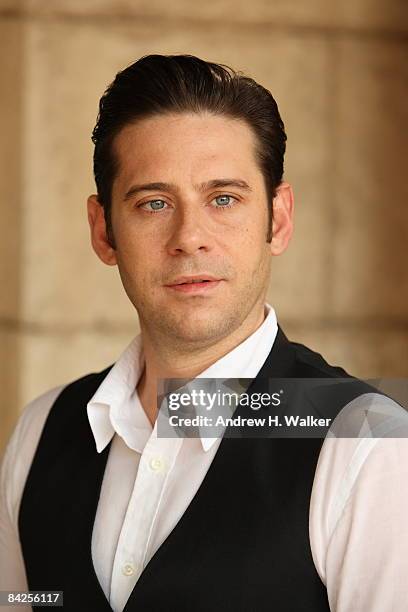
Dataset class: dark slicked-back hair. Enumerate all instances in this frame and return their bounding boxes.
[92,54,287,245]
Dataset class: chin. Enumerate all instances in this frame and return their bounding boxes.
[162,310,235,346]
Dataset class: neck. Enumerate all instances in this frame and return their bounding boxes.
[137,304,267,426]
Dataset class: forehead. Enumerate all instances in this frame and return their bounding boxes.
[112,112,262,189]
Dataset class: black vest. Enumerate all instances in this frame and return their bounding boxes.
[18,327,370,611]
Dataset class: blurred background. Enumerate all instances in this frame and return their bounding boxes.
[1,0,407,453]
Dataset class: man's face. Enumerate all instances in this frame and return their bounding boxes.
[108,112,274,348]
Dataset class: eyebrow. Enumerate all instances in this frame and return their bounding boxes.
[123,179,252,201]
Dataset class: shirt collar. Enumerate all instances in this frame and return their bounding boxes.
[87,304,278,454]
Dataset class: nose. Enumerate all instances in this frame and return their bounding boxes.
[166,205,213,256]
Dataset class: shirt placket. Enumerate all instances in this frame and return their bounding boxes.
[109,433,183,612]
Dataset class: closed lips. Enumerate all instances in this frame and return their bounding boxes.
[176,279,210,284]
[166,276,221,285]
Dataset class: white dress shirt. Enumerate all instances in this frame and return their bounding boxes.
[1,304,408,611]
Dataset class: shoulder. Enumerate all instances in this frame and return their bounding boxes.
[289,337,350,378]
[44,366,113,420]
[284,335,379,421]
[0,365,112,528]
[8,385,67,453]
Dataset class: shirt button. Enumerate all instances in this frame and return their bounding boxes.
[122,563,135,577]
[149,457,164,472]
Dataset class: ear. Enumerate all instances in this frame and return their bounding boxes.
[87,194,117,266]
[269,182,294,256]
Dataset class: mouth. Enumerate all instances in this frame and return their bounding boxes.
[165,275,223,294]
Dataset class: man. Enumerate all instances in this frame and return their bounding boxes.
[1,54,407,611]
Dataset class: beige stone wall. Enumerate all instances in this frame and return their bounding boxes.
[1,0,407,453]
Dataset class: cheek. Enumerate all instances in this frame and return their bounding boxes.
[115,215,153,257]
[235,222,271,275]
[115,230,165,293]
[228,218,267,255]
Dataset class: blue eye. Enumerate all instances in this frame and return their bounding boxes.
[214,195,234,208]
[141,199,167,212]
